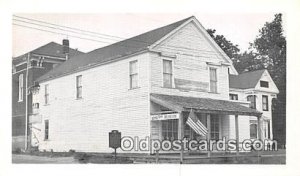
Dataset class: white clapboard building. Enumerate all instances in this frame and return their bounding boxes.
[30,16,278,153]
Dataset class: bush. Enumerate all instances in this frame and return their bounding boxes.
[74,153,90,163]
[12,148,22,154]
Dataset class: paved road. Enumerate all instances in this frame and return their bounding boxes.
[12,154,78,164]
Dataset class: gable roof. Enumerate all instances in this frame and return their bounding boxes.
[12,42,84,65]
[36,16,194,82]
[229,69,266,89]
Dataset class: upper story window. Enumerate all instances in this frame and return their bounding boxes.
[129,60,138,89]
[163,59,173,88]
[44,120,49,140]
[31,60,37,67]
[247,95,256,109]
[18,74,24,102]
[76,75,82,99]
[260,81,269,88]
[262,95,269,111]
[209,68,217,93]
[229,93,238,100]
[44,84,49,105]
[32,103,40,114]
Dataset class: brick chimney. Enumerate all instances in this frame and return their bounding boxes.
[62,39,69,60]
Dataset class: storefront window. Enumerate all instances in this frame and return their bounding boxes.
[162,119,178,141]
[184,125,201,140]
[210,115,220,140]
[184,113,206,140]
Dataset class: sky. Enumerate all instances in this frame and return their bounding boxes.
[12,13,277,57]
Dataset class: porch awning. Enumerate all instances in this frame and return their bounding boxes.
[150,93,262,116]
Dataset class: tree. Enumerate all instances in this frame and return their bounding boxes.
[206,29,241,69]
[208,14,286,147]
[249,14,286,147]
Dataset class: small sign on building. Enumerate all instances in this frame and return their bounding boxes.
[151,113,179,121]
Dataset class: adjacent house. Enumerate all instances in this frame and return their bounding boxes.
[229,69,279,141]
[29,16,278,153]
[12,40,83,151]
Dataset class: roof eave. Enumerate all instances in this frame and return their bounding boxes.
[36,48,149,83]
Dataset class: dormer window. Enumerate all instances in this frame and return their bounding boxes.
[260,81,269,88]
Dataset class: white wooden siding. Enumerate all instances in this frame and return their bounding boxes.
[150,22,230,100]
[37,53,151,152]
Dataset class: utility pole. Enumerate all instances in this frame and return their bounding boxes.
[25,53,30,151]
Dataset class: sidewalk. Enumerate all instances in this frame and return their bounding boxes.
[12,154,78,164]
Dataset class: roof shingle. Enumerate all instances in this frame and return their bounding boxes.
[151,93,262,116]
[13,42,84,65]
[36,16,193,82]
[229,69,266,89]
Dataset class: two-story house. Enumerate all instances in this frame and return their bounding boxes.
[31,16,274,153]
[12,40,83,151]
[229,70,279,141]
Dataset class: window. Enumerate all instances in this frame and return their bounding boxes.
[250,120,258,139]
[44,120,49,140]
[18,74,24,102]
[31,60,37,67]
[162,119,178,141]
[32,103,39,114]
[44,84,49,105]
[229,93,238,100]
[262,95,269,111]
[247,95,256,109]
[209,68,217,93]
[76,75,82,98]
[260,81,269,88]
[163,59,173,88]
[184,116,205,140]
[264,120,271,139]
[12,65,16,73]
[32,103,39,109]
[210,115,220,140]
[129,60,138,89]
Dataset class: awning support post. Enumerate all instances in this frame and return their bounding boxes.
[178,112,184,164]
[257,115,263,140]
[206,114,211,157]
[235,114,239,156]
[257,114,263,160]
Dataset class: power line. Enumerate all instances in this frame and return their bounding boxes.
[13,23,114,44]
[13,18,121,42]
[13,15,124,40]
[13,16,225,55]
[13,22,223,57]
